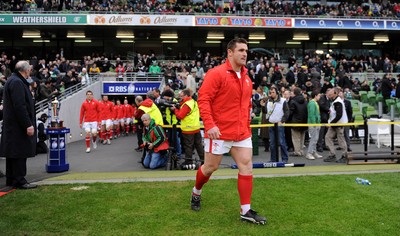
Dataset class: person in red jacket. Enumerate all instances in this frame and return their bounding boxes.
[80,90,100,153]
[123,98,133,135]
[99,95,114,145]
[190,38,266,225]
[114,99,126,137]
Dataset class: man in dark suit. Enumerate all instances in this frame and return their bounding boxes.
[0,61,37,189]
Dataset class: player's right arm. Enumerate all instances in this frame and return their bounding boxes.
[198,69,222,139]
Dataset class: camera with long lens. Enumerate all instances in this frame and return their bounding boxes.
[158,98,180,109]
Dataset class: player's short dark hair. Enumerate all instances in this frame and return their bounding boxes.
[311,90,320,99]
[86,90,93,95]
[227,38,248,51]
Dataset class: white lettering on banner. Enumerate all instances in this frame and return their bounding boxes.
[109,15,132,24]
[196,18,218,25]
[12,16,67,23]
[109,87,114,92]
[115,86,127,92]
[154,16,177,24]
[0,18,4,22]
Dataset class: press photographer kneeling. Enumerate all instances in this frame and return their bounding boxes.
[141,113,169,169]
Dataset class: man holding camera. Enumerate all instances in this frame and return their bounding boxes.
[171,88,204,166]
[160,89,182,159]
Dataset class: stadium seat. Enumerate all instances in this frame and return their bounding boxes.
[359,91,368,103]
[367,93,376,106]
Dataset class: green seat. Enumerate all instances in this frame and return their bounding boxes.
[359,91,368,103]
[367,94,376,106]
[376,94,384,102]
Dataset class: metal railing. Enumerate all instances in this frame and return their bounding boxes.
[35,72,165,115]
[35,75,101,115]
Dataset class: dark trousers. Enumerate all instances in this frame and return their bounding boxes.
[136,124,143,148]
[317,125,328,149]
[182,132,204,163]
[6,158,28,187]
[284,127,293,151]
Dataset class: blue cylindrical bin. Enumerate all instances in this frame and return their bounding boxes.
[46,128,70,173]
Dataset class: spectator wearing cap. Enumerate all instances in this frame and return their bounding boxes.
[36,113,49,154]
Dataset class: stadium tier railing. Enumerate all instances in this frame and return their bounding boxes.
[34,72,165,115]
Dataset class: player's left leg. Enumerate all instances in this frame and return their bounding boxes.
[231,145,267,225]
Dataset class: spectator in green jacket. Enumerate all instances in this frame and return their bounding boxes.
[149,61,161,74]
[306,90,323,160]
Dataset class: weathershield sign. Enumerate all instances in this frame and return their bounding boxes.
[0,14,86,25]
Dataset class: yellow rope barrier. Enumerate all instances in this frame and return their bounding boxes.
[161,121,400,129]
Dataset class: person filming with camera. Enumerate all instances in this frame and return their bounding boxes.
[170,88,204,166]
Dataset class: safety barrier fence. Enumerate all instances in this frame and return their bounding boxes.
[161,119,400,164]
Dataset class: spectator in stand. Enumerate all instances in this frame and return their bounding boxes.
[39,80,58,101]
[62,70,77,89]
[149,61,161,74]
[286,66,295,86]
[79,68,90,86]
[102,58,111,72]
[89,63,101,74]
[194,61,205,82]
[0,64,12,80]
[115,64,125,81]
[380,74,393,114]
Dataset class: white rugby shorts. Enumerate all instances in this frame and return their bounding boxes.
[83,122,98,133]
[203,137,252,155]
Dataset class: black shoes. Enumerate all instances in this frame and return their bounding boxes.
[323,155,336,162]
[240,209,267,225]
[336,156,347,163]
[191,194,201,211]
[135,147,143,152]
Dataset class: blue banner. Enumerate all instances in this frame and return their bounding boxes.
[386,20,400,30]
[295,18,385,30]
[102,81,161,95]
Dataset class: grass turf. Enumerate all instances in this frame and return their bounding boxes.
[1,172,399,235]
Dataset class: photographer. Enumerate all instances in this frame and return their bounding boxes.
[160,89,182,159]
[141,114,169,169]
[171,88,204,165]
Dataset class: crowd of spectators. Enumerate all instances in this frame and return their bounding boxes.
[1,48,400,108]
[1,0,400,18]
